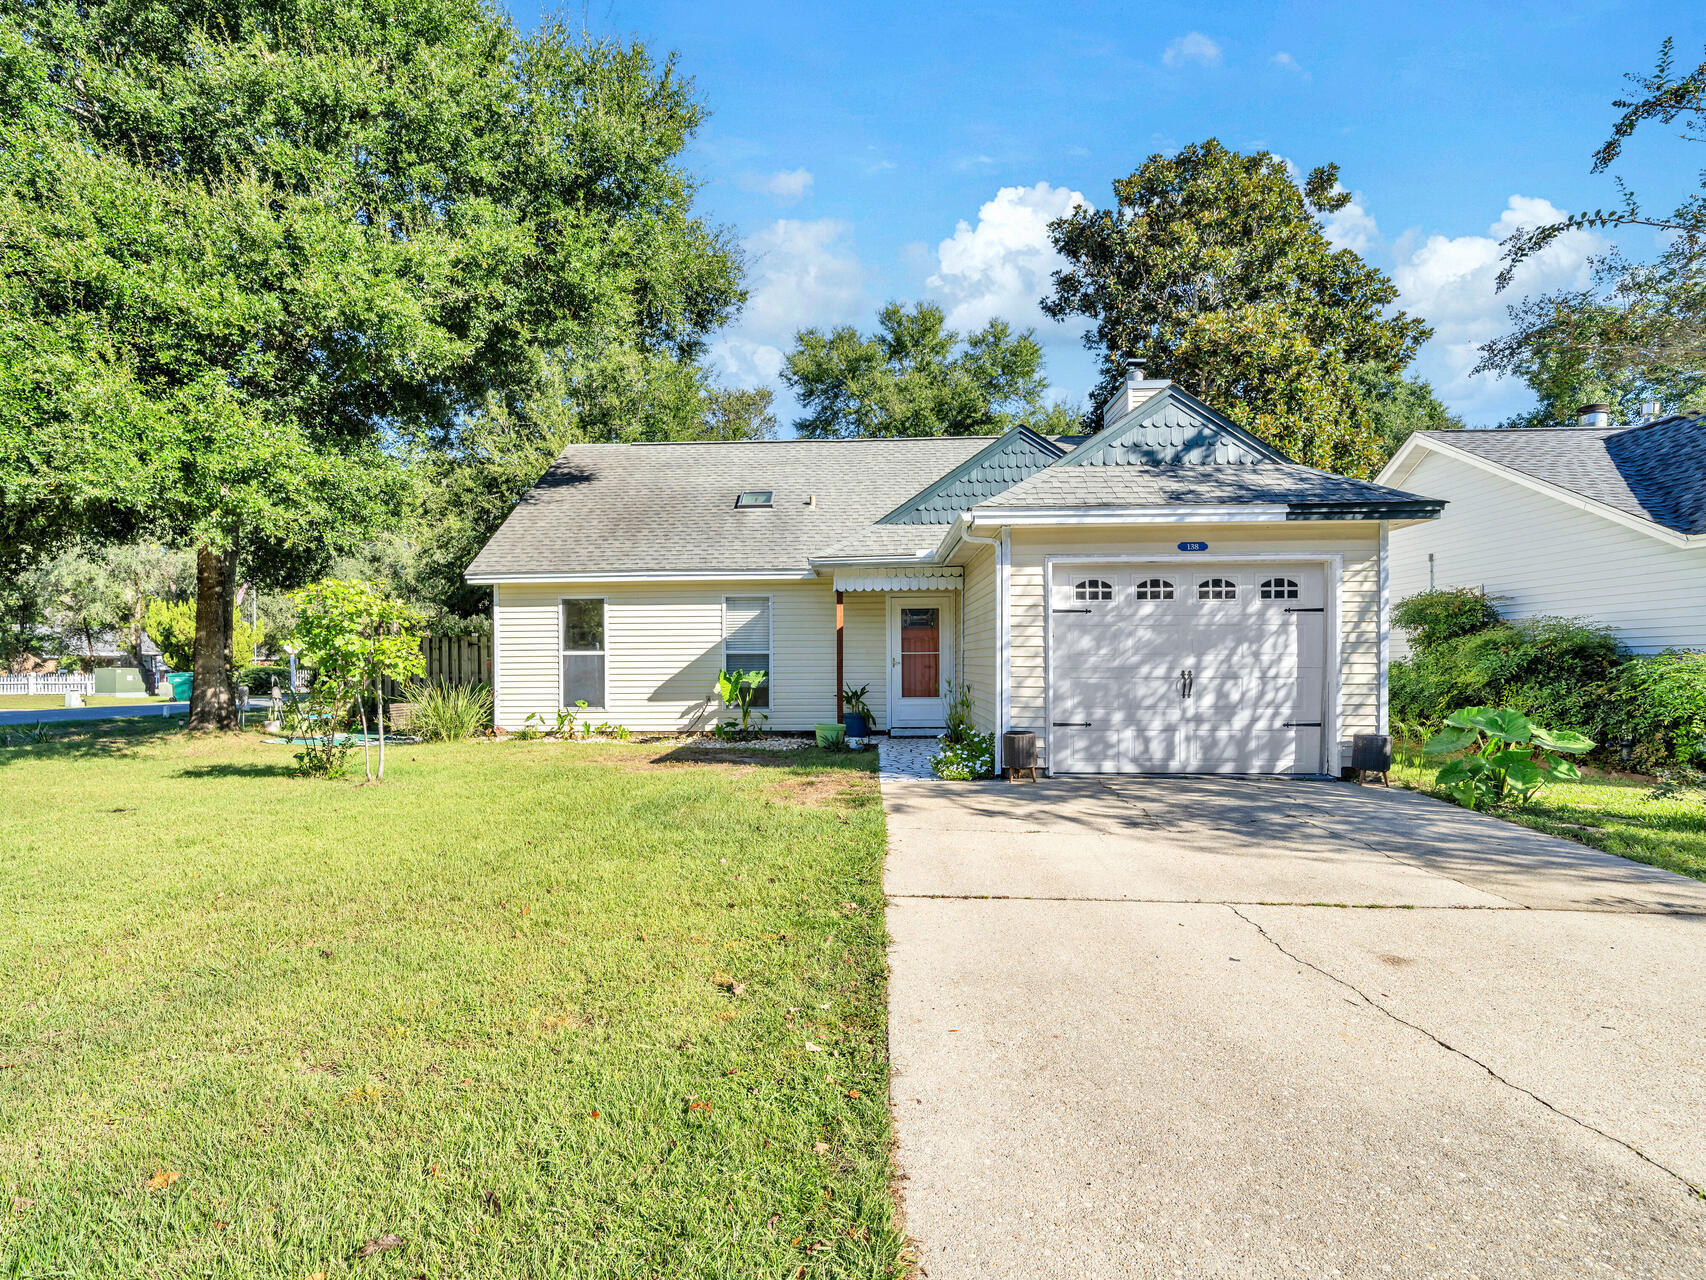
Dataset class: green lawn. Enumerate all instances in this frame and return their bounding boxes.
[1390,750,1706,883]
[0,694,170,710]
[0,724,902,1278]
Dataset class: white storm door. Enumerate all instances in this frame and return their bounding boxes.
[887,595,953,728]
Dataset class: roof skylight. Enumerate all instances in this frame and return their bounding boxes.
[735,490,774,509]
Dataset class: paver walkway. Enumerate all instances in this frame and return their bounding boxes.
[878,769,1706,1278]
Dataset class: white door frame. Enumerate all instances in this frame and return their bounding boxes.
[887,593,956,730]
[1043,554,1343,776]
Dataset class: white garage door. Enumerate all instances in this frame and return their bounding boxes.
[1049,564,1329,774]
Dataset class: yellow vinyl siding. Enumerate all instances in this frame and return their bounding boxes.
[959,542,998,734]
[492,580,841,731]
[840,594,889,731]
[1005,524,1382,769]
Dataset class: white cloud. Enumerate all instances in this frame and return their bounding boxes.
[737,168,814,203]
[1393,195,1606,420]
[1322,193,1378,253]
[709,219,866,389]
[1270,51,1308,78]
[925,181,1090,334]
[1163,32,1222,68]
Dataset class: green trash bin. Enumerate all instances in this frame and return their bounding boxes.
[165,672,193,701]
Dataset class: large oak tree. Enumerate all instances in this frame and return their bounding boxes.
[1043,141,1431,476]
[0,0,742,726]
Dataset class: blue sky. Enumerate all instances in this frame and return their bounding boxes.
[524,1,1698,428]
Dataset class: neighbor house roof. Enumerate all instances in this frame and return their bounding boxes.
[1385,416,1706,542]
[465,437,993,580]
[1396,414,1706,537]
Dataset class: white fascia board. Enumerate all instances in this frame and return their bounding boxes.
[1381,434,1701,550]
[805,550,937,567]
[968,504,1290,529]
[464,568,817,585]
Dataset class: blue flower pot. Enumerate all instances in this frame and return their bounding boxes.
[843,711,869,739]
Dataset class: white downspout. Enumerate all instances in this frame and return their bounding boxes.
[1378,521,1390,736]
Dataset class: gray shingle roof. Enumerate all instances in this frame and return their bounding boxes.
[972,464,1439,514]
[812,525,949,561]
[1420,413,1706,535]
[465,437,993,578]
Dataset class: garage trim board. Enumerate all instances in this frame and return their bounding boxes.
[1043,553,1344,776]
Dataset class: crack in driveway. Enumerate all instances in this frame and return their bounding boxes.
[1223,902,1705,1201]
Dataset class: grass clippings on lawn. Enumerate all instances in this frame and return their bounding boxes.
[0,723,904,1279]
[1391,753,1706,883]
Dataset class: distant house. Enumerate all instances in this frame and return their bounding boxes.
[466,371,1443,775]
[35,627,166,676]
[1377,407,1706,654]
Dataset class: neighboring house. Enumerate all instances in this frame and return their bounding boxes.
[1377,409,1706,654]
[467,371,1442,774]
[33,627,165,676]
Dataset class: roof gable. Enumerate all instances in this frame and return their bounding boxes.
[1061,384,1289,467]
[875,426,1065,524]
[1383,412,1706,542]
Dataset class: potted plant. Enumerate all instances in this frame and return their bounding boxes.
[842,684,872,741]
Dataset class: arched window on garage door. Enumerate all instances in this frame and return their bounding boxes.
[1197,577,1236,601]
[1133,577,1174,600]
[1260,577,1300,600]
[1074,578,1113,601]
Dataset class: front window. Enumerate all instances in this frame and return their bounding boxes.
[723,596,772,708]
[561,599,606,708]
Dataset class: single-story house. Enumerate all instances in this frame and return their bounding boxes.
[466,371,1443,774]
[31,626,165,676]
[1377,407,1706,654]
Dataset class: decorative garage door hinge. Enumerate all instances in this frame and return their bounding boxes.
[1283,721,1323,727]
[1284,607,1325,613]
[1052,721,1092,727]
[1052,607,1093,614]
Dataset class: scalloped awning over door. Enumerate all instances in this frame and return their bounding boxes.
[829,566,963,592]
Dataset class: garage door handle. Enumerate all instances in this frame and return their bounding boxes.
[1052,721,1092,728]
[1052,607,1093,614]
[1284,607,1324,613]
[1284,721,1323,727]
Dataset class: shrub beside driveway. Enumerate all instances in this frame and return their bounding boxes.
[1391,754,1706,883]
[0,725,904,1279]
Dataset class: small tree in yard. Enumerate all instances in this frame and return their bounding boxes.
[290,580,424,782]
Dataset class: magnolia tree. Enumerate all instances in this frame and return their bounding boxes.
[289,579,424,782]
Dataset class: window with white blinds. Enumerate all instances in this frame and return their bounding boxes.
[723,596,772,708]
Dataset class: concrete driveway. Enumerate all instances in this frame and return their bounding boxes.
[882,771,1706,1278]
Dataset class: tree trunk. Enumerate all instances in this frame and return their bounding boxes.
[357,680,373,781]
[377,680,387,781]
[188,545,240,731]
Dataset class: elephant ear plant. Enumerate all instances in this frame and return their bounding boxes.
[1423,706,1594,811]
[715,668,768,737]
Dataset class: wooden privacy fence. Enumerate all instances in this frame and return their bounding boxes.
[382,633,492,699]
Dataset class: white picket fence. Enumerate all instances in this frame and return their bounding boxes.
[0,672,96,696]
